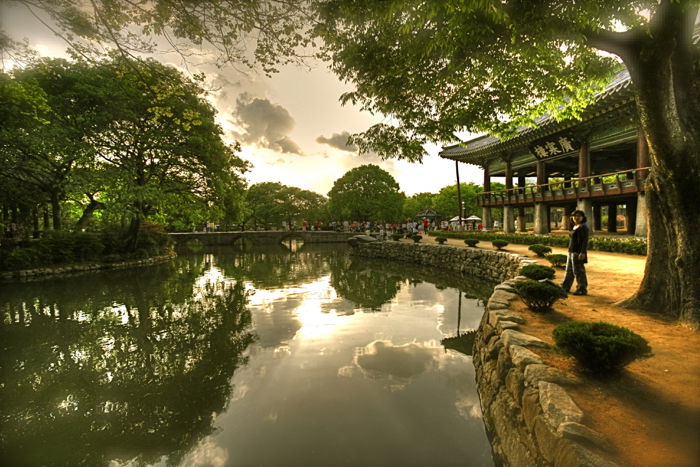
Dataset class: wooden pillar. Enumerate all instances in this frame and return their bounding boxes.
[482,165,492,229]
[534,160,549,234]
[455,161,463,229]
[579,140,591,179]
[627,199,637,236]
[505,160,513,190]
[536,160,546,186]
[607,204,618,233]
[503,160,515,233]
[593,204,602,232]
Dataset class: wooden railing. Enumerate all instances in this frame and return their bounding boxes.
[479,167,651,206]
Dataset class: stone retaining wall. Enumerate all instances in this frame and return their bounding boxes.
[353,240,617,466]
[351,241,532,283]
[0,255,174,282]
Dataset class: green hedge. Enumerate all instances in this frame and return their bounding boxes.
[427,231,647,256]
[553,321,652,375]
[0,226,173,271]
[520,264,556,280]
[514,279,567,313]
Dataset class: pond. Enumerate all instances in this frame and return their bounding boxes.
[0,244,496,466]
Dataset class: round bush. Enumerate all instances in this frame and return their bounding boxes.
[528,244,552,257]
[545,253,568,268]
[492,239,508,250]
[553,321,652,375]
[435,236,447,244]
[464,238,479,247]
[391,233,402,241]
[513,279,567,313]
[520,264,556,280]
[412,234,422,243]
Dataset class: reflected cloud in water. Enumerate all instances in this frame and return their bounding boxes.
[355,340,438,381]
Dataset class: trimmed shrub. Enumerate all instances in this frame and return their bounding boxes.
[553,321,652,375]
[412,234,422,243]
[546,253,568,268]
[391,233,402,241]
[528,244,552,257]
[514,279,567,312]
[520,264,556,280]
[425,230,647,256]
[464,238,479,247]
[492,239,508,250]
[435,236,447,244]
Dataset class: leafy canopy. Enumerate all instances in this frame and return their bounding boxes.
[315,0,658,161]
[328,164,404,222]
[3,0,314,73]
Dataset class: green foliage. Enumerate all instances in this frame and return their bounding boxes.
[428,231,647,256]
[464,238,479,247]
[391,233,402,241]
[402,192,436,220]
[327,164,404,222]
[246,182,327,228]
[1,56,249,234]
[492,240,508,250]
[528,244,552,257]
[435,236,447,244]
[546,253,568,268]
[411,235,422,243]
[514,279,568,313]
[2,1,312,75]
[520,265,556,281]
[0,228,172,271]
[553,321,652,375]
[316,0,633,161]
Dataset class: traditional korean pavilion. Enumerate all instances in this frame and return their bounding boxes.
[439,70,649,236]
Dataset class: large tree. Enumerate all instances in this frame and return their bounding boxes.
[328,164,404,222]
[316,1,700,328]
[1,0,313,73]
[246,182,327,229]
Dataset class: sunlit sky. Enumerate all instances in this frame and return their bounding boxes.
[1,2,487,197]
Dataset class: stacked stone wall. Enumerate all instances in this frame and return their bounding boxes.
[351,241,529,283]
[0,255,173,282]
[353,241,617,466]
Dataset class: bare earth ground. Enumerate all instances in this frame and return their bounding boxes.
[432,236,700,467]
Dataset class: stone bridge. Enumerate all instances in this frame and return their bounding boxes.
[169,230,358,247]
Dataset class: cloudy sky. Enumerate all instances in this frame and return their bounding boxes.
[1,2,486,197]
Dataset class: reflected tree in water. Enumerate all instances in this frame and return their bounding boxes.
[329,255,402,310]
[212,245,332,288]
[0,266,255,466]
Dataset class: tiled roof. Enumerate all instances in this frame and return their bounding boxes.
[440,69,635,162]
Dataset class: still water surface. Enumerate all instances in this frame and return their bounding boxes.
[1,244,495,466]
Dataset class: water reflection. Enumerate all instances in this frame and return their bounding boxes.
[1,245,495,466]
[0,263,254,466]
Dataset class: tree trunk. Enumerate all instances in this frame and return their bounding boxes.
[50,191,61,231]
[617,3,700,329]
[75,197,106,231]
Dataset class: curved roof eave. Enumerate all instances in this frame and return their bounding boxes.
[439,69,635,164]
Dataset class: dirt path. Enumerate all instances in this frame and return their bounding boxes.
[434,236,700,466]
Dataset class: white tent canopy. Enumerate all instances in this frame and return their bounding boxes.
[450,215,481,222]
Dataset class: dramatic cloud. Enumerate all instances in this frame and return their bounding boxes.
[233,94,303,154]
[316,131,358,152]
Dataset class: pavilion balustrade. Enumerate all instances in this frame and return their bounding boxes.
[479,167,651,207]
